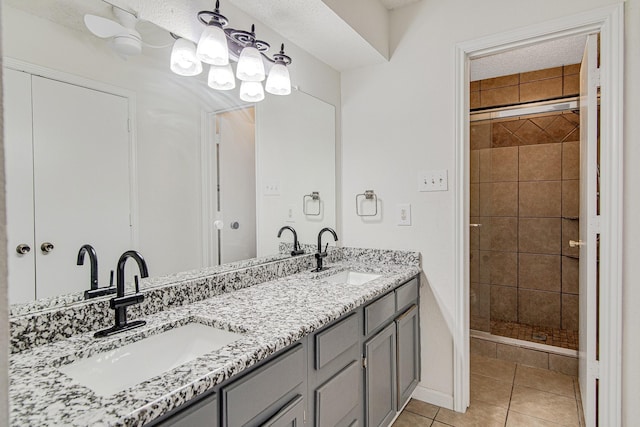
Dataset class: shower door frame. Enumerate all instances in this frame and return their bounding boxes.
[453,4,624,426]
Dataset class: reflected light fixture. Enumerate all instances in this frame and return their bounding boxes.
[208,64,235,90]
[239,81,265,102]
[169,1,293,102]
[169,36,203,76]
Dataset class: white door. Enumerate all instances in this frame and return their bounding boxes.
[217,109,256,264]
[4,69,36,303]
[4,71,133,303]
[578,33,599,427]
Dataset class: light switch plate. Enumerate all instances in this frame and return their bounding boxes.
[397,203,411,226]
[418,170,448,192]
[263,180,281,196]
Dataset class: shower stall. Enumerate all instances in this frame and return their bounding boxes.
[469,98,581,351]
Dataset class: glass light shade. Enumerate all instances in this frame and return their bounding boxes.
[236,46,265,82]
[239,81,265,102]
[208,64,235,90]
[265,63,291,95]
[196,24,229,66]
[170,38,203,76]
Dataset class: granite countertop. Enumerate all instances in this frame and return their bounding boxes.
[9,260,420,426]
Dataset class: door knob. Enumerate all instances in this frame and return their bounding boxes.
[230,221,240,229]
[40,242,55,253]
[16,244,31,255]
[569,240,585,248]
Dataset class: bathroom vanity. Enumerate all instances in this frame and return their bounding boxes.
[9,248,421,426]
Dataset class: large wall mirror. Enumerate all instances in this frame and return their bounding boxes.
[3,0,336,310]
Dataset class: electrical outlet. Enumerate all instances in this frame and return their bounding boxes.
[285,204,296,223]
[418,170,448,192]
[397,203,411,226]
[263,180,281,196]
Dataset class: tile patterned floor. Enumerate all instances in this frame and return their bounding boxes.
[393,354,585,427]
[490,320,579,350]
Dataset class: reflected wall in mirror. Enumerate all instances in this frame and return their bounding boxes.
[2,0,336,308]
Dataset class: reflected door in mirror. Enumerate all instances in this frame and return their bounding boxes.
[5,69,134,304]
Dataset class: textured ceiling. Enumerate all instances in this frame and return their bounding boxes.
[471,34,587,81]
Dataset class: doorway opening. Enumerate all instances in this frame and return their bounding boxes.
[453,5,623,426]
[469,79,584,353]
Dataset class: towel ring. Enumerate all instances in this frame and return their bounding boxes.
[356,190,378,217]
[303,191,321,216]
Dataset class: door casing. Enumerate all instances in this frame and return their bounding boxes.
[453,4,624,426]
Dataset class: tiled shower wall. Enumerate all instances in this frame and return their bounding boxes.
[469,64,581,334]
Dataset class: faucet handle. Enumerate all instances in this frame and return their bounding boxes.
[109,270,114,286]
[324,242,329,253]
[134,275,140,293]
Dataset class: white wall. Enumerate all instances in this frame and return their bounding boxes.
[340,0,639,415]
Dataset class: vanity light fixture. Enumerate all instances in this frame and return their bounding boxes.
[169,36,203,77]
[169,1,292,102]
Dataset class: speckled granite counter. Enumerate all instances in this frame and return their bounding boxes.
[10,255,420,426]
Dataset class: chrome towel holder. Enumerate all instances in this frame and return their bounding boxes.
[303,191,321,216]
[356,190,378,217]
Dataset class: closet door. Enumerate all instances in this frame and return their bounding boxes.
[4,68,36,304]
[31,76,132,299]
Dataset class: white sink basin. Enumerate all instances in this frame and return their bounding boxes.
[59,323,243,397]
[323,270,381,285]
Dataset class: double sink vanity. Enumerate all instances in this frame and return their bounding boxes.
[9,247,421,426]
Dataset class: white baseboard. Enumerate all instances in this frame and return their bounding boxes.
[411,385,454,410]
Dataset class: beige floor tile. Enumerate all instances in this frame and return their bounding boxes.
[515,365,575,397]
[435,400,507,427]
[471,354,516,383]
[471,373,513,408]
[405,398,439,419]
[431,422,449,427]
[507,411,563,426]
[392,411,433,426]
[510,385,579,425]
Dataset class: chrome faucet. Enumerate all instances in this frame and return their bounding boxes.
[313,227,338,272]
[77,244,116,299]
[94,250,149,338]
[277,226,305,256]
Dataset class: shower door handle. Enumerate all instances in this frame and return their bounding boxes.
[569,240,585,247]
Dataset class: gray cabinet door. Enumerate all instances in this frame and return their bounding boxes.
[262,395,304,427]
[364,323,396,427]
[396,305,420,409]
[315,361,360,427]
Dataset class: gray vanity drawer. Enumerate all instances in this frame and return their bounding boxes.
[315,361,360,427]
[222,344,305,427]
[395,278,418,312]
[315,313,359,370]
[364,292,396,335]
[262,395,304,427]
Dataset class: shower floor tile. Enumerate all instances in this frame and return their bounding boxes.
[490,320,578,350]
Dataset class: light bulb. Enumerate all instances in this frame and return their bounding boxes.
[239,81,265,102]
[170,38,203,76]
[196,24,229,65]
[265,63,291,95]
[208,64,235,90]
[236,46,265,82]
